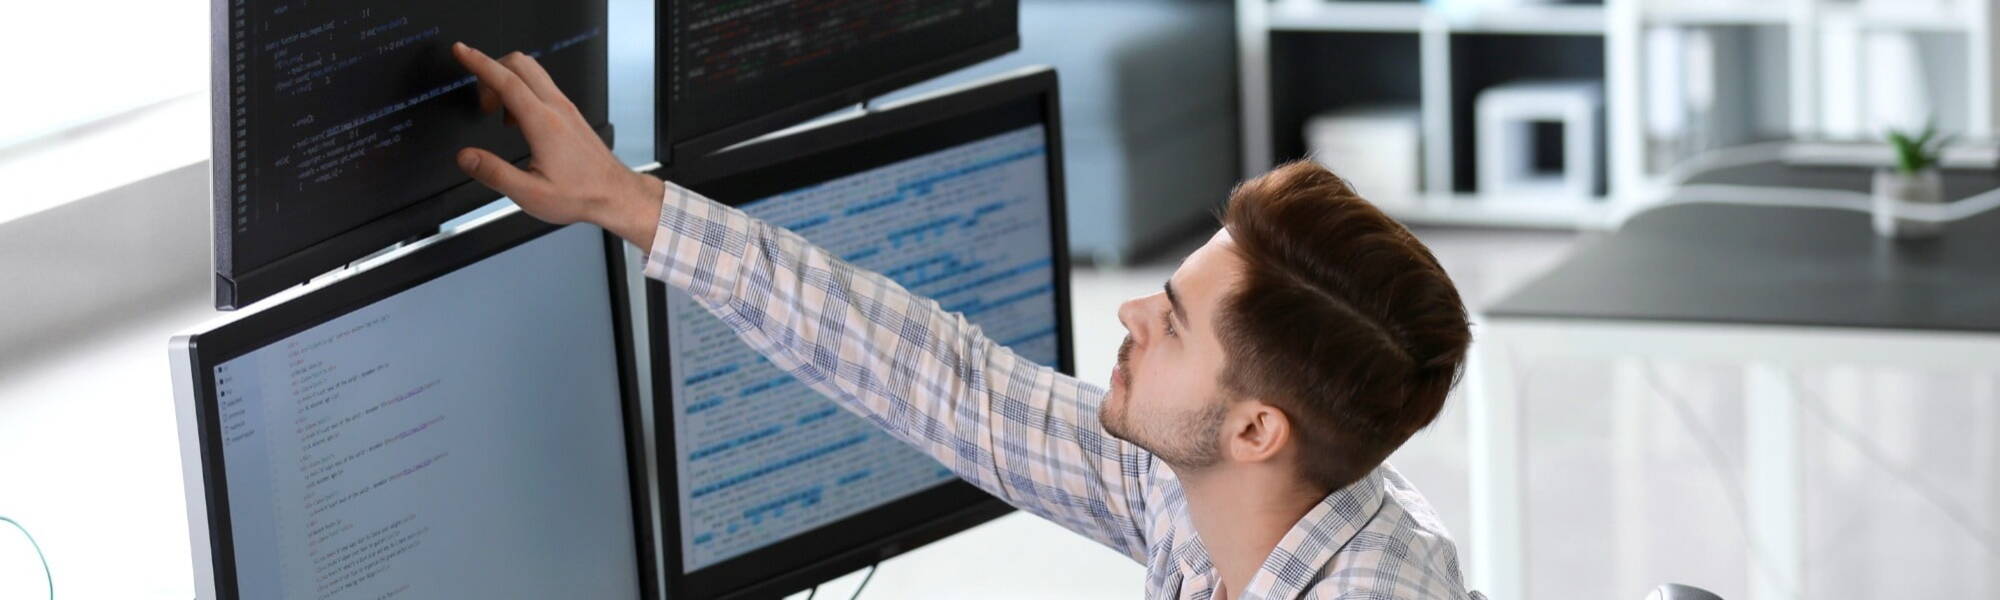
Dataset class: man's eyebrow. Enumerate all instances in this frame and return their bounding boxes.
[1163,281,1190,328]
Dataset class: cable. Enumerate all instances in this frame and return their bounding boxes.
[804,585,818,600]
[0,515,53,600]
[847,564,878,600]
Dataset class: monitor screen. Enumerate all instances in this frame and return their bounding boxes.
[650,67,1068,599]
[214,0,611,309]
[173,214,652,600]
[658,0,1016,162]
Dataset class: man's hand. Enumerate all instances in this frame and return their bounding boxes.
[452,42,663,249]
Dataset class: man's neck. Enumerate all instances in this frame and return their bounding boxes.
[1176,466,1325,599]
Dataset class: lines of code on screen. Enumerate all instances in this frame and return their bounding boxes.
[210,225,640,599]
[222,0,606,273]
[664,125,1057,570]
[665,0,1013,147]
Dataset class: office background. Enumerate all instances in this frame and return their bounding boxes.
[2,0,1998,599]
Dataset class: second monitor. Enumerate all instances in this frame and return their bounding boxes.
[214,0,611,309]
[648,67,1071,599]
[657,0,1017,163]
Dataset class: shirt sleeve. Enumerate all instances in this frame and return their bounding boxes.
[641,180,1155,560]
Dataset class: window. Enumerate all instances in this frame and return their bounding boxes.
[0,1,208,222]
[0,1,205,149]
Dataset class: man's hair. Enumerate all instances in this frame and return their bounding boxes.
[1216,160,1471,492]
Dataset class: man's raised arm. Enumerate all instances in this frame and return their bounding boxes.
[447,42,1156,559]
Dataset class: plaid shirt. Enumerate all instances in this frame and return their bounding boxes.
[643,182,1479,600]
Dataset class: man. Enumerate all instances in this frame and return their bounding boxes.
[448,43,1479,600]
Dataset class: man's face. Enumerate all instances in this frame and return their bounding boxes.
[1101,229,1242,469]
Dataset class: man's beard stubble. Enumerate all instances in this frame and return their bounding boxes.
[1102,335,1227,469]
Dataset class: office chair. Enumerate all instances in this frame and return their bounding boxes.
[1647,583,1724,600]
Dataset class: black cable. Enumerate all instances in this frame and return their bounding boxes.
[0,515,53,600]
[847,564,878,600]
[804,585,818,600]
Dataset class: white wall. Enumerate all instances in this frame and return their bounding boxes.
[0,160,216,599]
[0,161,211,370]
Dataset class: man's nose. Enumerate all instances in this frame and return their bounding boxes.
[1116,296,1148,345]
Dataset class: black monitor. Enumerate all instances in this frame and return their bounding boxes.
[647,67,1070,599]
[170,210,654,600]
[212,0,612,309]
[656,0,1018,165]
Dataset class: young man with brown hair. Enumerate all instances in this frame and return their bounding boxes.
[450,43,1480,599]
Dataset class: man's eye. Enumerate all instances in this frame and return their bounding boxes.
[1161,311,1177,338]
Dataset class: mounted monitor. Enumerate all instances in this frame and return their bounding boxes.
[648,66,1070,599]
[657,0,1017,165]
[170,210,654,600]
[213,0,612,309]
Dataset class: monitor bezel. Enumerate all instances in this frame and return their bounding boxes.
[646,66,1072,600]
[210,0,616,310]
[173,209,659,600]
[652,3,1019,166]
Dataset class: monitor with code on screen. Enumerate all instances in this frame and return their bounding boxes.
[171,210,654,600]
[212,0,611,309]
[658,0,1017,163]
[648,66,1071,600]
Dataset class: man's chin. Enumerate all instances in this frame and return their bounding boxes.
[1101,412,1158,459]
[1098,392,1130,440]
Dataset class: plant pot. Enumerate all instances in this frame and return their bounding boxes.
[1872,169,1945,239]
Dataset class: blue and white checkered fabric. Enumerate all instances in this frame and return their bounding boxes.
[644,182,1481,600]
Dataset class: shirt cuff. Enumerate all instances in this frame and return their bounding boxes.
[639,179,694,282]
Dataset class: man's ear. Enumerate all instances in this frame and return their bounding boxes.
[1226,400,1291,463]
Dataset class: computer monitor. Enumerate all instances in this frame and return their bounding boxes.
[212,0,612,309]
[171,210,654,600]
[656,0,1017,164]
[647,66,1071,599]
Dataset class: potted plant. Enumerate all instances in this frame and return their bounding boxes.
[1873,123,1950,239]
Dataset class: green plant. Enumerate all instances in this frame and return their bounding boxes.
[1887,122,1952,175]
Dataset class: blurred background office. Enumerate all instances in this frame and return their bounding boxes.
[3,0,1998,599]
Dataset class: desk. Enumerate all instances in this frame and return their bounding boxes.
[1466,168,2000,600]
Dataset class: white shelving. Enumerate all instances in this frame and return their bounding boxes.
[1265,1,1606,35]
[1615,0,2000,200]
[1851,3,1976,33]
[1239,0,2000,232]
[1266,1,1428,32]
[1241,0,1618,230]
[1636,2,1791,26]
[1376,193,1622,230]
[1445,4,1609,35]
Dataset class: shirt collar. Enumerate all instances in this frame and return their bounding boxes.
[1164,476,1219,598]
[1187,466,1390,600]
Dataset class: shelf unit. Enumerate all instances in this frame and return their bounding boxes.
[1615,0,2000,209]
[1238,0,2000,231]
[1265,2,1609,35]
[1240,0,1618,230]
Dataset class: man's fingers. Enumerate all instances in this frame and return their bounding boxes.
[476,80,500,114]
[457,147,551,201]
[497,52,576,113]
[453,42,553,130]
